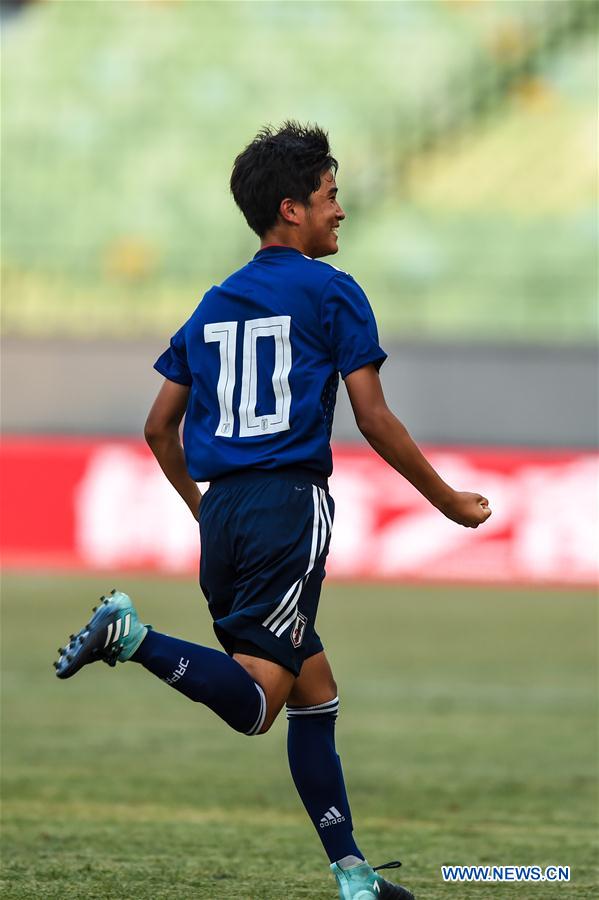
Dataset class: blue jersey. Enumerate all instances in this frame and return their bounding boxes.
[154,245,386,481]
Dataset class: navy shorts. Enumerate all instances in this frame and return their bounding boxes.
[198,467,334,676]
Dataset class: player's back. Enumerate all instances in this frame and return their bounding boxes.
[154,245,386,482]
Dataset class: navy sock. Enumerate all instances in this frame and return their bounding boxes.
[131,630,266,735]
[287,698,364,863]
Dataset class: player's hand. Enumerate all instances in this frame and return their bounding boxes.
[440,491,492,528]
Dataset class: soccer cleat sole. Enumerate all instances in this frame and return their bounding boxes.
[378,881,415,900]
[374,862,415,900]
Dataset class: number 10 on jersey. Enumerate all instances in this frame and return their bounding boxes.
[204,315,292,438]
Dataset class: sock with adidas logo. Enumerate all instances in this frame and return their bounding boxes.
[286,697,364,863]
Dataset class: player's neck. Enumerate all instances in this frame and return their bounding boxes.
[259,228,307,256]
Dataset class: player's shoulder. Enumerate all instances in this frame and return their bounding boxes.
[177,285,218,335]
[295,255,363,296]
[303,254,345,279]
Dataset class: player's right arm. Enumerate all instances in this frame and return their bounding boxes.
[345,364,491,528]
[144,378,202,521]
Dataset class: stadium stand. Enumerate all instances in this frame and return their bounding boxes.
[2,0,597,341]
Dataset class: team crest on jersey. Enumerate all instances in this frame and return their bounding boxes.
[291,612,308,648]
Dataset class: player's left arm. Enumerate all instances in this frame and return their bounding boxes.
[144,378,202,520]
[345,363,491,528]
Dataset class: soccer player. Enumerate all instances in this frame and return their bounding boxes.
[55,122,491,899]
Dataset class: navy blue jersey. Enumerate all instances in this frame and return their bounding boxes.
[154,245,386,481]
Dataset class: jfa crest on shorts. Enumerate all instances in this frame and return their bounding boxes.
[290,612,308,649]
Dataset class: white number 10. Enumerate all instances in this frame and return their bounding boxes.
[204,315,292,439]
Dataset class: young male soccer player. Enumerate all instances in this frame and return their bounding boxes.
[55,122,491,899]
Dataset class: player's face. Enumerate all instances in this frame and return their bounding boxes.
[302,170,345,258]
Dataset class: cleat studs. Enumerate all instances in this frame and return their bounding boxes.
[110,589,116,595]
[53,661,59,668]
[66,654,73,662]
[92,606,97,612]
[58,648,64,655]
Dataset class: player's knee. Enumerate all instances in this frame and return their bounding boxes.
[256,705,282,735]
[245,726,268,737]
[243,697,283,736]
[286,694,340,722]
[287,680,337,708]
[256,721,271,736]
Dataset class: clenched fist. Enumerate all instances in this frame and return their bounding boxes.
[441,491,492,528]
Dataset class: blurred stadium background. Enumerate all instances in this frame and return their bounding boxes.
[1,1,597,899]
[2,0,598,342]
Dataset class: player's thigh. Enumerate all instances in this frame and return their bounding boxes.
[287,651,337,707]
[233,652,295,733]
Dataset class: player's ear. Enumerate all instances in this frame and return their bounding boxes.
[279,197,302,226]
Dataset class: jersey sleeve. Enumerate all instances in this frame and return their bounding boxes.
[153,324,192,386]
[321,273,387,378]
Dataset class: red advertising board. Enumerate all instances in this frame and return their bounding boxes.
[1,437,597,586]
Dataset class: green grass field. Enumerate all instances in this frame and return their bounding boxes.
[2,573,597,899]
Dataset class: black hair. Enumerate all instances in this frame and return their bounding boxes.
[230,121,338,237]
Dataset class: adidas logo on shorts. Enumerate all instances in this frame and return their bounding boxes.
[319,806,346,828]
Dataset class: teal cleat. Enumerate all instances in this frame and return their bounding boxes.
[331,860,415,900]
[54,589,148,679]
